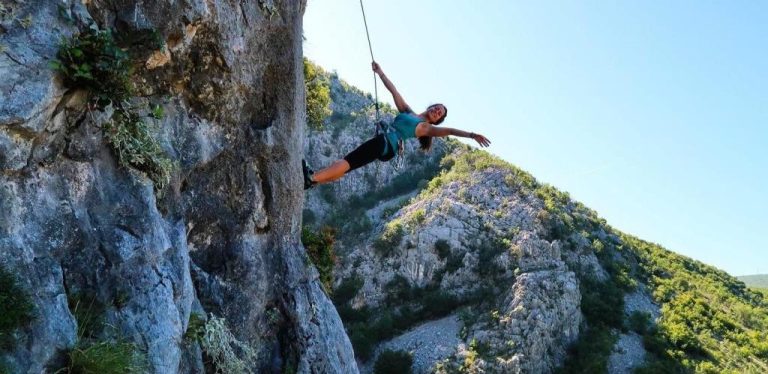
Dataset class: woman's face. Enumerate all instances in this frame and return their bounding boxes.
[427,104,447,124]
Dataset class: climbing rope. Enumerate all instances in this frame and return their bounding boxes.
[359,0,380,124]
[359,0,405,173]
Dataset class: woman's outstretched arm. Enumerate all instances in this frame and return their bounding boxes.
[419,123,492,148]
[372,62,412,113]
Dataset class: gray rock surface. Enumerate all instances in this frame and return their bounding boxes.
[1,1,356,373]
[362,315,462,374]
[608,333,646,374]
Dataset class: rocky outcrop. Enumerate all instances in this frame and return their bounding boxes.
[1,1,355,373]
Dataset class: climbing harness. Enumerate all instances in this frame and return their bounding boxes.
[359,0,405,171]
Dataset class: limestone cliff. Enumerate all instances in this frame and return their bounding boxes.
[0,1,355,373]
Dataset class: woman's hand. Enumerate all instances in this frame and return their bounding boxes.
[471,133,491,148]
[372,61,384,76]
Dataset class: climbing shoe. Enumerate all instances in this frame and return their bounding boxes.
[302,160,317,190]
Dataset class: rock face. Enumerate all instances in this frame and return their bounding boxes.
[1,1,355,373]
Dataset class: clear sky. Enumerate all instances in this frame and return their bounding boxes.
[303,1,767,276]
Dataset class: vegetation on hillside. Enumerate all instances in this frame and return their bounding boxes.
[301,226,337,293]
[738,274,768,289]
[627,234,768,373]
[303,58,331,129]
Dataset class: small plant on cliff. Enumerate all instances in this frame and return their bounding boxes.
[183,313,258,374]
[66,339,146,374]
[0,266,34,349]
[51,28,174,192]
[63,295,147,374]
[199,314,258,374]
[102,108,174,191]
[50,28,133,105]
[301,226,337,293]
[303,58,331,129]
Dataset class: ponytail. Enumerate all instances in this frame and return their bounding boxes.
[418,136,433,152]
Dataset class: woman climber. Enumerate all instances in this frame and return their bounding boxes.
[303,62,491,190]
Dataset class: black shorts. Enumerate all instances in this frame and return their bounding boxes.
[343,134,395,172]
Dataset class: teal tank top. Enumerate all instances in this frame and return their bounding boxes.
[385,112,423,154]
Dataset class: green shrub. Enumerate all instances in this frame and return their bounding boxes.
[0,266,34,349]
[336,304,371,324]
[384,275,415,305]
[476,239,505,278]
[304,58,331,129]
[63,294,147,374]
[52,28,174,192]
[102,108,174,191]
[627,311,652,335]
[183,313,206,343]
[373,222,404,257]
[556,327,616,374]
[419,291,460,319]
[374,349,413,374]
[442,252,464,274]
[50,28,132,105]
[199,314,258,374]
[182,313,259,373]
[301,226,337,293]
[579,275,625,330]
[434,239,451,259]
[66,340,146,374]
[332,276,364,306]
[348,326,376,360]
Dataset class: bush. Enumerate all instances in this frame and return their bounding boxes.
[184,313,206,343]
[66,340,146,374]
[373,222,404,257]
[374,350,413,374]
[63,294,148,374]
[50,28,132,105]
[627,311,652,335]
[384,275,414,305]
[348,326,376,360]
[0,266,34,349]
[434,239,451,259]
[304,58,331,129]
[52,28,174,192]
[301,226,337,293]
[333,275,364,306]
[419,291,460,319]
[556,327,616,374]
[102,107,174,191]
[199,314,258,374]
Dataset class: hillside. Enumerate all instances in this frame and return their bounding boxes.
[738,275,768,289]
[303,62,768,373]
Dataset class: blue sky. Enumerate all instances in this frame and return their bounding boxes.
[303,1,767,276]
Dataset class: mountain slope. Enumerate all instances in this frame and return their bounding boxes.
[303,62,768,373]
[738,274,768,289]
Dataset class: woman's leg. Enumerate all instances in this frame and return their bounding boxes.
[310,135,388,185]
[311,159,350,184]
